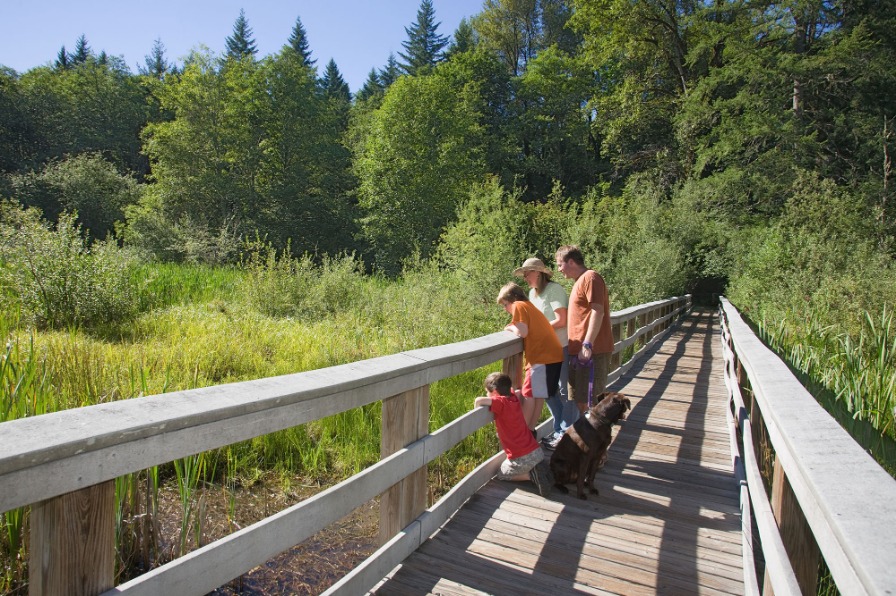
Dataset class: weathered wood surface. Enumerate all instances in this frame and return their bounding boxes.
[720,298,896,595]
[0,332,522,514]
[374,308,744,595]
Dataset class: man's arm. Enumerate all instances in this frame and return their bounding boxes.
[580,302,604,359]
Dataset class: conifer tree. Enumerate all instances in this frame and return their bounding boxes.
[287,15,316,67]
[225,9,258,59]
[379,53,401,88]
[398,0,449,75]
[320,58,351,102]
[447,18,477,57]
[140,38,172,78]
[55,46,69,70]
[72,35,91,64]
[356,69,383,102]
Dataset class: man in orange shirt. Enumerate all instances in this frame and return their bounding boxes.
[555,245,613,414]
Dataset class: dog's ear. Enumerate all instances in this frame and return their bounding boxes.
[623,397,631,411]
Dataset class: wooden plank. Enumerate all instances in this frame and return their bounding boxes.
[30,481,115,596]
[112,409,498,595]
[446,503,744,581]
[374,308,745,595]
[721,299,896,595]
[1,332,521,513]
[381,386,430,545]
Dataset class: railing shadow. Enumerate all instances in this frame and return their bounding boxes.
[375,308,740,594]
[603,309,738,591]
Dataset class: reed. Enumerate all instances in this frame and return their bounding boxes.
[0,260,509,591]
[757,307,896,470]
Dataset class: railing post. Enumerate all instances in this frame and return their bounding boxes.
[30,480,115,596]
[766,462,820,596]
[502,352,523,391]
[380,386,430,545]
[611,321,622,370]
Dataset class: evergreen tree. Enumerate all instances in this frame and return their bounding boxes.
[447,17,477,57]
[140,38,172,79]
[356,69,383,102]
[379,53,401,88]
[320,58,351,102]
[398,0,449,75]
[72,35,91,64]
[225,9,258,59]
[55,46,69,70]
[287,15,316,67]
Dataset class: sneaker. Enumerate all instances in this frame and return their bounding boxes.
[529,464,551,497]
[540,432,559,450]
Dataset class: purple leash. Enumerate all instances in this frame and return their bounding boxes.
[572,351,595,408]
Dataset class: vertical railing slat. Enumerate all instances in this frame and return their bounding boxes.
[379,386,430,545]
[30,480,115,596]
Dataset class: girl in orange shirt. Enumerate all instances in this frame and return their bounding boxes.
[497,282,564,433]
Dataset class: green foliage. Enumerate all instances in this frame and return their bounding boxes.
[224,9,258,60]
[757,309,896,469]
[0,203,138,329]
[398,0,449,76]
[320,59,351,102]
[8,153,140,239]
[355,72,487,274]
[239,238,365,319]
[513,46,603,199]
[122,188,240,264]
[437,177,534,301]
[136,47,355,262]
[15,59,150,175]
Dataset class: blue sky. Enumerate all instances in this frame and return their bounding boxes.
[0,0,484,91]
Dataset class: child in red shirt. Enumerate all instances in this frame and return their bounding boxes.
[474,372,551,496]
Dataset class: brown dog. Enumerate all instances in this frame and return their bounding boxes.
[550,392,631,499]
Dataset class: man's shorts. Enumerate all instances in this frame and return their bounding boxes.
[568,352,610,405]
[497,446,544,480]
[521,362,563,399]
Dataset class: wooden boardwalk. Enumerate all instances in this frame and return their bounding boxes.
[373,308,744,595]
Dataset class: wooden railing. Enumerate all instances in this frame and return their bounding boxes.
[719,298,896,596]
[0,295,690,596]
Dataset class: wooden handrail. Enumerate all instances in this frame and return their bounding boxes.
[719,297,896,596]
[0,295,691,595]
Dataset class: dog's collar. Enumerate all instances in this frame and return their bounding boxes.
[593,414,613,427]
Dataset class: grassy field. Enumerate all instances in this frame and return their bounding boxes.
[0,258,510,592]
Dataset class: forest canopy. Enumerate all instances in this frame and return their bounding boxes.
[0,0,893,320]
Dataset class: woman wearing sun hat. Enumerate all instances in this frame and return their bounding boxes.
[513,257,579,447]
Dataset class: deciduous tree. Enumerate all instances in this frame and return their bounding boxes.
[355,72,486,274]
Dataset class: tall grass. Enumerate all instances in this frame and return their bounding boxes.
[757,309,896,471]
[0,254,509,592]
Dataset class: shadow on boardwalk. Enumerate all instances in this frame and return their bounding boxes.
[374,308,744,595]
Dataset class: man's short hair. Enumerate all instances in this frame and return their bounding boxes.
[556,245,585,267]
[484,372,513,396]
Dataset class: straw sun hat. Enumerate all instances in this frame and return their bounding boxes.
[513,257,553,278]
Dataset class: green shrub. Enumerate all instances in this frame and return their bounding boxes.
[122,189,241,264]
[437,177,535,302]
[239,237,366,320]
[0,202,138,329]
[8,153,140,240]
